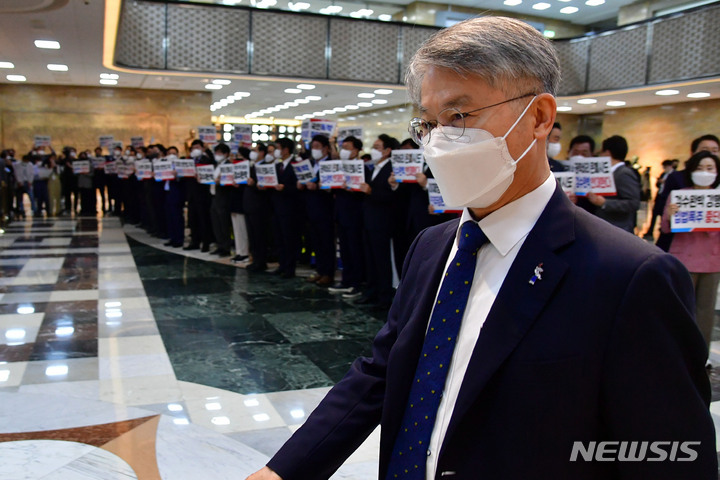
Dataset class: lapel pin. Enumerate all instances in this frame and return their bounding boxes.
[529,263,544,286]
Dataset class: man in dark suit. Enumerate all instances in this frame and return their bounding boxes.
[585,135,641,233]
[270,137,303,279]
[247,16,715,480]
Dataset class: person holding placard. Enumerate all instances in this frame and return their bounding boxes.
[59,147,78,216]
[230,147,250,264]
[164,146,185,248]
[585,135,641,233]
[33,155,53,217]
[244,142,274,272]
[329,136,366,298]
[149,144,169,240]
[270,138,303,279]
[76,151,96,217]
[93,146,108,214]
[210,143,234,257]
[185,139,215,253]
[13,152,35,219]
[300,134,336,286]
[662,150,720,366]
[356,134,399,309]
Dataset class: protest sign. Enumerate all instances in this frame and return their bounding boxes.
[173,159,196,177]
[153,159,174,181]
[343,159,364,191]
[135,160,153,180]
[198,126,217,144]
[301,119,336,145]
[670,189,720,232]
[104,161,117,175]
[131,136,144,148]
[427,179,462,214]
[318,160,344,189]
[391,149,424,182]
[34,135,51,147]
[256,163,278,188]
[91,157,106,170]
[233,161,250,184]
[337,126,363,145]
[233,125,252,147]
[72,160,90,175]
[196,164,215,185]
[553,171,576,195]
[99,135,114,148]
[293,159,315,184]
[571,156,616,196]
[219,163,235,186]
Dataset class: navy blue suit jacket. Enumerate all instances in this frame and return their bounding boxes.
[268,185,716,480]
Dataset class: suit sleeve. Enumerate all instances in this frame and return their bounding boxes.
[600,253,717,478]
[602,169,641,215]
[266,229,427,480]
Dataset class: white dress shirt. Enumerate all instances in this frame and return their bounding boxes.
[426,173,556,479]
[371,157,390,181]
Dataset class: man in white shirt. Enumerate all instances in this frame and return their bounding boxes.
[13,154,36,218]
[247,16,715,480]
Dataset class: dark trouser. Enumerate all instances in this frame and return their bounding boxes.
[142,180,156,232]
[306,202,336,277]
[211,189,233,252]
[80,187,96,216]
[93,171,107,212]
[15,182,33,217]
[106,176,117,212]
[188,184,213,249]
[337,222,364,288]
[275,214,302,275]
[245,207,271,266]
[363,228,393,304]
[33,180,49,216]
[166,182,185,245]
[153,181,167,238]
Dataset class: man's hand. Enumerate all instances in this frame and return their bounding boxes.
[275,184,285,191]
[388,173,398,189]
[668,203,679,216]
[297,181,305,190]
[247,177,256,187]
[359,183,371,194]
[416,172,428,188]
[246,466,283,480]
[586,192,605,207]
[306,181,318,191]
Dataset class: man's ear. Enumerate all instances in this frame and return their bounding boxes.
[532,93,557,141]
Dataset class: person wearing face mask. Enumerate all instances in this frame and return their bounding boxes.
[76,151,96,217]
[162,145,185,248]
[662,150,720,367]
[149,144,170,240]
[114,146,135,222]
[247,17,715,480]
[93,146,109,214]
[354,133,399,309]
[229,146,250,264]
[185,139,216,252]
[106,146,123,215]
[0,150,16,225]
[13,151,37,219]
[298,134,336,286]
[209,143,233,257]
[243,142,274,271]
[59,147,78,216]
[328,136,366,298]
[546,122,566,172]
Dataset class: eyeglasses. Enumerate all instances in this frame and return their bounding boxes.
[408,93,536,146]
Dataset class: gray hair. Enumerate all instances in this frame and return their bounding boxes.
[406,16,561,106]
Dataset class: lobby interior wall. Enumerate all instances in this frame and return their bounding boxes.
[0,84,211,154]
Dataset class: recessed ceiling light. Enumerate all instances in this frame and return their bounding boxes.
[358,93,375,98]
[557,106,572,112]
[371,99,388,104]
[560,6,578,13]
[6,74,26,82]
[532,2,551,9]
[577,98,597,104]
[100,73,119,80]
[606,100,626,107]
[297,84,315,90]
[585,0,604,5]
[284,88,302,94]
[357,102,373,107]
[205,84,222,90]
[305,95,322,101]
[655,89,679,96]
[543,30,556,38]
[34,40,60,49]
[47,64,68,71]
[504,0,522,5]
[285,101,299,106]
[295,98,310,104]
[313,111,326,116]
[333,107,347,112]
[320,5,342,13]
[322,109,335,114]
[374,89,393,95]
[234,91,250,97]
[0,62,15,69]
[212,79,231,85]
[350,9,373,17]
[344,105,359,110]
[378,14,392,21]
[99,79,116,85]
[289,2,311,10]
[687,92,710,98]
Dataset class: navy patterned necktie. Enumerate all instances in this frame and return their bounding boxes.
[386,220,488,480]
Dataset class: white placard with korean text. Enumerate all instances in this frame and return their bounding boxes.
[293,159,315,184]
[99,135,114,148]
[91,157,106,170]
[131,136,144,148]
[233,161,250,184]
[337,127,363,146]
[219,163,235,186]
[104,161,117,175]
[256,163,278,188]
[135,160,153,180]
[318,160,344,189]
[301,119,336,145]
[553,171,576,195]
[173,159,196,177]
[343,160,364,191]
[34,135,51,147]
[427,179,462,214]
[233,125,252,147]
[670,189,720,232]
[391,149,424,183]
[154,160,174,181]
[72,160,90,175]
[571,156,616,196]
[198,126,217,144]
[196,164,215,185]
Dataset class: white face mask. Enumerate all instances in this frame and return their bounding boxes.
[190,149,202,158]
[166,154,178,162]
[113,151,122,158]
[273,150,283,160]
[691,170,717,187]
[311,149,324,160]
[423,96,537,208]
[215,154,226,162]
[249,151,259,162]
[136,153,144,160]
[70,152,77,159]
[370,148,384,162]
[339,149,352,160]
[547,142,562,159]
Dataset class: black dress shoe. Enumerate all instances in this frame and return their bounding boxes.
[163,240,174,247]
[354,295,378,305]
[201,245,210,253]
[171,242,183,248]
[211,249,231,257]
[231,255,249,263]
[246,263,267,272]
[183,244,200,251]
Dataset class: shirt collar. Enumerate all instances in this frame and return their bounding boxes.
[282,155,293,169]
[610,161,624,173]
[375,158,390,171]
[458,173,556,257]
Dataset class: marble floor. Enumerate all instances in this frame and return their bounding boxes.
[1,214,719,479]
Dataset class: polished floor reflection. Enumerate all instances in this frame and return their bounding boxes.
[1,215,720,479]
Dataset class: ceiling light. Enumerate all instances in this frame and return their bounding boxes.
[234,91,251,97]
[577,98,597,104]
[99,79,118,85]
[285,88,302,94]
[378,14,392,21]
[7,74,26,82]
[219,99,229,106]
[585,0,604,5]
[358,93,375,98]
[320,5,343,14]
[45,365,68,376]
[276,105,289,110]
[543,30,556,38]
[374,89,393,95]
[294,115,305,120]
[357,102,373,107]
[212,79,231,85]
[313,111,326,116]
[289,2,311,10]
[322,109,335,114]
[34,40,60,49]
[295,98,310,104]
[687,92,710,98]
[350,8,373,17]
[333,107,347,112]
[210,106,217,111]
[371,99,388,104]
[100,73,119,80]
[504,0,522,5]
[297,84,315,90]
[285,101,299,106]
[557,106,573,112]
[655,89,679,96]
[606,100,626,106]
[560,6,578,13]
[344,105,359,110]
[306,95,322,101]
[205,84,222,90]
[0,62,14,69]
[532,2,551,9]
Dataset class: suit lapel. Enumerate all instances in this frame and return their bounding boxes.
[441,186,576,445]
